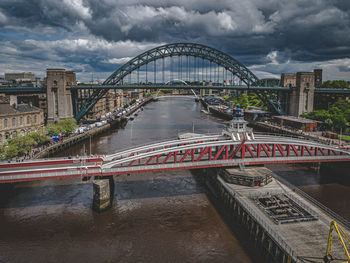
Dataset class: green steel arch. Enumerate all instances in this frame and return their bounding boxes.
[75,43,282,120]
[104,43,260,85]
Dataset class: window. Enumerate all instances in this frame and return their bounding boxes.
[0,134,2,144]
[34,115,37,124]
[27,116,30,124]
[20,117,23,126]
[4,119,8,128]
[12,118,16,127]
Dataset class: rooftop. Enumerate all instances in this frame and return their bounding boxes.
[274,115,317,124]
[0,103,42,115]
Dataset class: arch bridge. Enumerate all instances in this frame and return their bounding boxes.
[71,43,285,120]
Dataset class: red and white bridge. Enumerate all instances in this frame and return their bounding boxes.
[1,133,350,183]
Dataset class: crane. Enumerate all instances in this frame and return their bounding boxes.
[324,221,350,262]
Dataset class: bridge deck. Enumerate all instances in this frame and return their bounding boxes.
[0,134,349,183]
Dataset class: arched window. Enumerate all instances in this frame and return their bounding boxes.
[27,116,30,124]
[4,119,8,128]
[34,115,37,124]
[12,118,16,127]
[5,132,10,139]
[20,117,23,126]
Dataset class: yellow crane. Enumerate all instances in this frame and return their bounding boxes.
[324,221,350,262]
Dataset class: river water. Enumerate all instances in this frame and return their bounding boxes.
[0,97,349,263]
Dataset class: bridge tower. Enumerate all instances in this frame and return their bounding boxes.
[46,69,76,123]
[288,72,315,117]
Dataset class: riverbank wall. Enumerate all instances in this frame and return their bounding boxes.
[34,97,153,159]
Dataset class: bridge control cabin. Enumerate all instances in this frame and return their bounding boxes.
[219,167,273,187]
[222,108,254,141]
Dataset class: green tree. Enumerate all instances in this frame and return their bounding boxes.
[5,144,18,159]
[58,118,78,135]
[302,99,350,133]
[238,94,249,108]
[10,135,35,154]
[321,80,349,89]
[28,132,50,145]
[47,123,64,136]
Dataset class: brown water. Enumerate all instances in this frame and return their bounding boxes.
[0,97,349,263]
[0,97,256,263]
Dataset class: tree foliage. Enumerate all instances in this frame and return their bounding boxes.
[321,80,349,89]
[46,118,78,136]
[224,93,265,109]
[302,99,350,134]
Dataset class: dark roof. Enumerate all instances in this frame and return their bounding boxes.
[16,104,41,112]
[0,103,17,114]
[0,103,41,115]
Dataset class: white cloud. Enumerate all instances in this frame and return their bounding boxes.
[266,51,278,64]
[63,0,92,19]
[0,10,6,24]
[104,57,134,64]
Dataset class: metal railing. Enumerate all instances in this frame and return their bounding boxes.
[218,177,305,262]
[271,173,350,230]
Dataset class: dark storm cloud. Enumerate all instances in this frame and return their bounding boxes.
[0,0,350,80]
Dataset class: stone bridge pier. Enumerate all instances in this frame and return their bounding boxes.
[92,176,115,212]
[282,69,321,117]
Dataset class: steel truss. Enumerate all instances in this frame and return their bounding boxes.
[1,135,349,183]
[103,136,350,172]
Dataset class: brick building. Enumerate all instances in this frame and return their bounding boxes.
[0,100,45,145]
[82,89,124,120]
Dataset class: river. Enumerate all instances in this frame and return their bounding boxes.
[0,96,349,263]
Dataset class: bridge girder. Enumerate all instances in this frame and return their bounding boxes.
[74,43,285,121]
[102,135,350,172]
[1,135,349,183]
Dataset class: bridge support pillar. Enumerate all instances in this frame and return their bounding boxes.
[92,177,114,212]
[288,72,315,116]
[46,69,76,123]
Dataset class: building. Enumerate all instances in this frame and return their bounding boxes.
[0,101,45,145]
[82,88,124,121]
[5,72,35,82]
[272,115,318,132]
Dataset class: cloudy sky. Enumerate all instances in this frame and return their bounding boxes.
[0,0,350,82]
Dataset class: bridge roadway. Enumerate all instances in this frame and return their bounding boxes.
[0,157,103,183]
[1,84,350,94]
[1,133,349,183]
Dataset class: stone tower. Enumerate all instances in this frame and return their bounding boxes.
[313,69,323,88]
[288,72,315,117]
[46,69,76,123]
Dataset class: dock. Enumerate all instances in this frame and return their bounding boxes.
[207,167,350,263]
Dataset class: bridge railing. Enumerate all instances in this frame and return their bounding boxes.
[253,131,346,147]
[106,132,221,158]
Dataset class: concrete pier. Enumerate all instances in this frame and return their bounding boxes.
[205,168,350,263]
[92,177,114,212]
